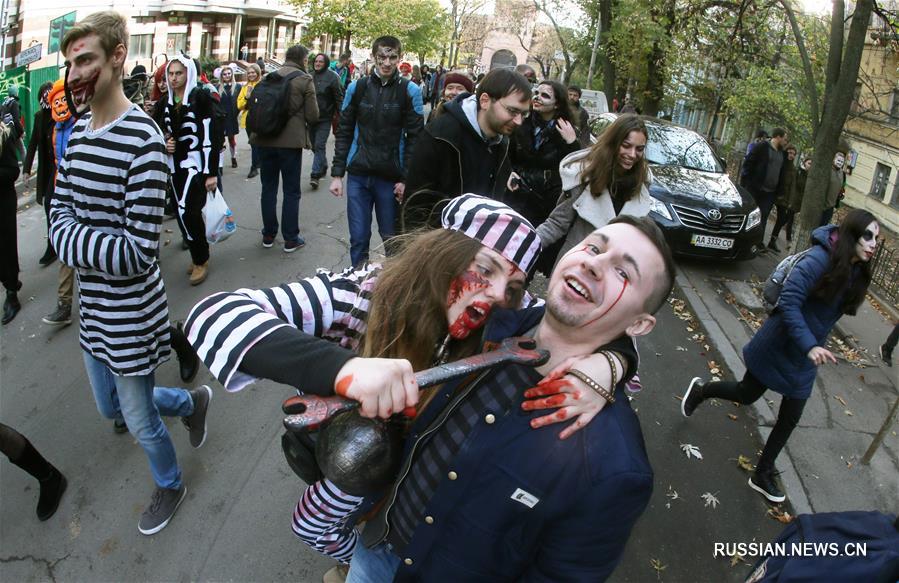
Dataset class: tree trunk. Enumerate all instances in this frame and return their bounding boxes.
[641,0,675,117]
[793,0,875,252]
[599,0,616,110]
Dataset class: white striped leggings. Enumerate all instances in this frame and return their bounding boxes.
[291,478,365,563]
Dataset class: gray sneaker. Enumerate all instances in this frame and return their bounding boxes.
[138,485,187,535]
[42,302,72,326]
[182,385,212,448]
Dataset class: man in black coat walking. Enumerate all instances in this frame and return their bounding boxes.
[23,82,57,266]
[740,127,789,241]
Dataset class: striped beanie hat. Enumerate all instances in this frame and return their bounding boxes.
[441,194,542,276]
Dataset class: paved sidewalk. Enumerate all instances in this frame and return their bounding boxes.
[675,229,899,520]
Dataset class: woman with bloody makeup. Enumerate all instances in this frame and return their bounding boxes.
[183,195,636,578]
[682,209,880,504]
[536,114,652,271]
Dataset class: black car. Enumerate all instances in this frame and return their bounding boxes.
[592,114,764,260]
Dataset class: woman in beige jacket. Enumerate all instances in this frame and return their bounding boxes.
[536,114,653,271]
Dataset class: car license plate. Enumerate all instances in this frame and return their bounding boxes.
[691,234,734,250]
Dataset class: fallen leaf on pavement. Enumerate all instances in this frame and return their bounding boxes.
[701,492,720,508]
[163,239,171,246]
[730,553,748,567]
[735,455,754,471]
[767,507,794,523]
[844,409,853,416]
[650,558,666,580]
[727,413,738,421]
[165,228,173,233]
[834,395,848,407]
[676,346,688,352]
[681,443,703,460]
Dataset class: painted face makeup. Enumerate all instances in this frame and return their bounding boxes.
[374,47,400,76]
[833,152,845,170]
[447,271,492,339]
[856,220,879,262]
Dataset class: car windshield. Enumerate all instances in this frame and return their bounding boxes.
[645,125,723,173]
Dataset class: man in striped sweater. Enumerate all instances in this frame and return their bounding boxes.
[49,11,211,536]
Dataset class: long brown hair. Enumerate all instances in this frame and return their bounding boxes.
[359,229,484,371]
[580,114,649,202]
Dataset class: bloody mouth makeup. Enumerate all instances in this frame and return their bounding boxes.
[447,271,492,339]
[68,69,100,109]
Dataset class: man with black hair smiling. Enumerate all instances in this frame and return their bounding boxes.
[402,68,532,231]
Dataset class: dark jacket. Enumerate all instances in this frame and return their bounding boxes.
[331,70,423,182]
[789,167,808,212]
[1,96,23,138]
[0,128,20,185]
[23,108,55,204]
[746,511,899,583]
[362,307,651,582]
[250,61,318,150]
[403,94,511,230]
[507,114,581,227]
[744,226,859,399]
[775,160,797,208]
[312,61,345,123]
[218,82,242,136]
[741,140,786,196]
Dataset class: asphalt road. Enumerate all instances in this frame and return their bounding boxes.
[2,139,784,582]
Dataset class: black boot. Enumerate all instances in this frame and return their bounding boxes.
[2,289,21,325]
[11,439,68,520]
[767,238,781,253]
[172,321,200,383]
[38,244,57,267]
[247,167,259,179]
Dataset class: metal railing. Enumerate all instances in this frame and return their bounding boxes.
[870,245,899,307]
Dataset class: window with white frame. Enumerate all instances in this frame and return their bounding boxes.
[129,34,153,59]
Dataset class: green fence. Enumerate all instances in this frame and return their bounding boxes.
[0,65,62,147]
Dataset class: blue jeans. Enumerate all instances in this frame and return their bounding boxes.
[346,542,401,583]
[259,146,302,242]
[310,120,331,179]
[82,351,193,490]
[346,173,397,266]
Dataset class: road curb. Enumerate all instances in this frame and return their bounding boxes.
[674,267,813,516]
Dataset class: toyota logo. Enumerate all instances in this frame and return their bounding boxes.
[707,209,723,221]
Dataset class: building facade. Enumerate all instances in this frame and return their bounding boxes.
[841,13,899,232]
[1,0,321,74]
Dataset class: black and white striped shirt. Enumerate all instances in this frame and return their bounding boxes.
[49,105,171,376]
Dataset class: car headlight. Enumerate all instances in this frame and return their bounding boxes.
[649,197,672,221]
[745,208,761,230]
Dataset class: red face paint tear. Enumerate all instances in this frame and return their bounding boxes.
[578,278,628,328]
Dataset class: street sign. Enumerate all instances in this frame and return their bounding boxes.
[16,44,43,67]
[48,12,77,54]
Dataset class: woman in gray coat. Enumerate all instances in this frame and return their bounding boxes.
[536,114,652,273]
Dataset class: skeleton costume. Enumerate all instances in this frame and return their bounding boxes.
[158,56,220,268]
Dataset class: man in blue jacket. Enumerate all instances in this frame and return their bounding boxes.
[347,215,676,582]
[329,35,423,267]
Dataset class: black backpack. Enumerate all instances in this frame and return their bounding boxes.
[246,70,304,137]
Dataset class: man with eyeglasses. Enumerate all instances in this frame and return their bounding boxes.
[403,69,532,231]
[329,35,423,267]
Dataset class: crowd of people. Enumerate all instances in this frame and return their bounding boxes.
[2,9,896,583]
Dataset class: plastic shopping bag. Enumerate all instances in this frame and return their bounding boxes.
[203,189,237,244]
